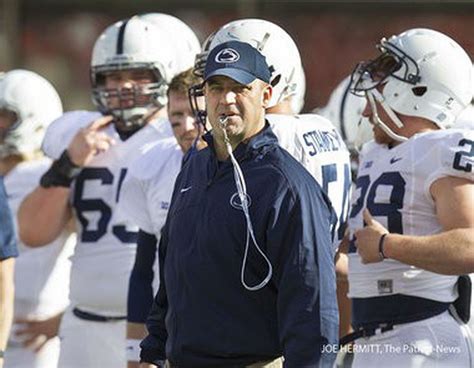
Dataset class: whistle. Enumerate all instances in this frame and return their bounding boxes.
[219,115,229,127]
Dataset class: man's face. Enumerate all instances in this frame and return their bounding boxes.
[102,69,156,110]
[168,91,204,153]
[204,75,271,144]
[0,108,17,144]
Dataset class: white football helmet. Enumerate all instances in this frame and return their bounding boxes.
[291,64,306,114]
[194,18,303,108]
[350,28,473,141]
[0,69,63,158]
[139,13,200,75]
[91,16,176,132]
[319,75,372,152]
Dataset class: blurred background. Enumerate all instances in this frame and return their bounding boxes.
[1,0,473,112]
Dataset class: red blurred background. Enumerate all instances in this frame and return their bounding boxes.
[1,0,473,111]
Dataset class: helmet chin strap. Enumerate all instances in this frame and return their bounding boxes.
[367,90,408,142]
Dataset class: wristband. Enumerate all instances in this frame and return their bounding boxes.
[0,349,4,358]
[40,150,81,188]
[379,233,388,260]
[126,339,141,362]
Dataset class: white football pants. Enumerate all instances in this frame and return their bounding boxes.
[57,307,126,368]
[352,311,472,368]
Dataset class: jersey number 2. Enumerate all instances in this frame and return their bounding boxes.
[453,139,474,173]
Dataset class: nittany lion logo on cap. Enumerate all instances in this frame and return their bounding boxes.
[215,48,240,63]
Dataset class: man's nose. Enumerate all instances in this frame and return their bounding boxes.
[362,98,371,118]
[121,80,135,89]
[221,89,237,104]
[184,116,197,132]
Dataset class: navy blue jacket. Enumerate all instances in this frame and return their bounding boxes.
[141,124,338,367]
[0,176,18,260]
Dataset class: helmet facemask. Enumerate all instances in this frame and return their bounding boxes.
[0,69,63,159]
[90,16,179,136]
[91,64,168,134]
[188,82,208,130]
[350,29,473,142]
[0,108,19,147]
[350,39,423,142]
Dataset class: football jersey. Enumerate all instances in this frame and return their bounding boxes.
[347,129,474,302]
[119,136,182,294]
[120,136,182,235]
[42,111,173,315]
[267,113,351,248]
[4,158,74,319]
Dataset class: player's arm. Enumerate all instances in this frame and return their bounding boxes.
[386,176,474,274]
[18,115,115,247]
[355,176,474,275]
[127,230,157,368]
[18,186,72,247]
[140,219,170,366]
[335,236,352,338]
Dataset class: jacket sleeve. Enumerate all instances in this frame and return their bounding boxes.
[127,230,157,323]
[140,215,169,364]
[268,179,338,367]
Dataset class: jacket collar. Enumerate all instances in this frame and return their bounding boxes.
[203,121,277,162]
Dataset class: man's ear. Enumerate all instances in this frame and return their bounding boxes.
[262,84,273,108]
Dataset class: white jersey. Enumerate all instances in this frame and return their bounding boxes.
[347,129,474,302]
[267,113,351,247]
[120,136,182,235]
[119,137,182,294]
[42,111,173,315]
[4,158,74,319]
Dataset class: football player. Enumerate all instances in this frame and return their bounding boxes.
[117,14,201,367]
[317,75,374,344]
[191,18,351,250]
[122,68,204,367]
[0,69,75,368]
[17,16,179,368]
[344,28,474,366]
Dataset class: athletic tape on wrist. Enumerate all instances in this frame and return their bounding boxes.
[125,339,141,362]
[40,150,80,188]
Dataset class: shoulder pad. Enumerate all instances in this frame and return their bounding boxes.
[129,137,182,181]
[41,110,102,159]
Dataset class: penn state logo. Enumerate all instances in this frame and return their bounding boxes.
[215,48,240,64]
[230,192,251,210]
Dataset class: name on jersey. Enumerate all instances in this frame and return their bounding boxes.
[303,129,345,156]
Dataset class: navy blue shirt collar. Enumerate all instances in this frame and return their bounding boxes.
[203,121,277,162]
